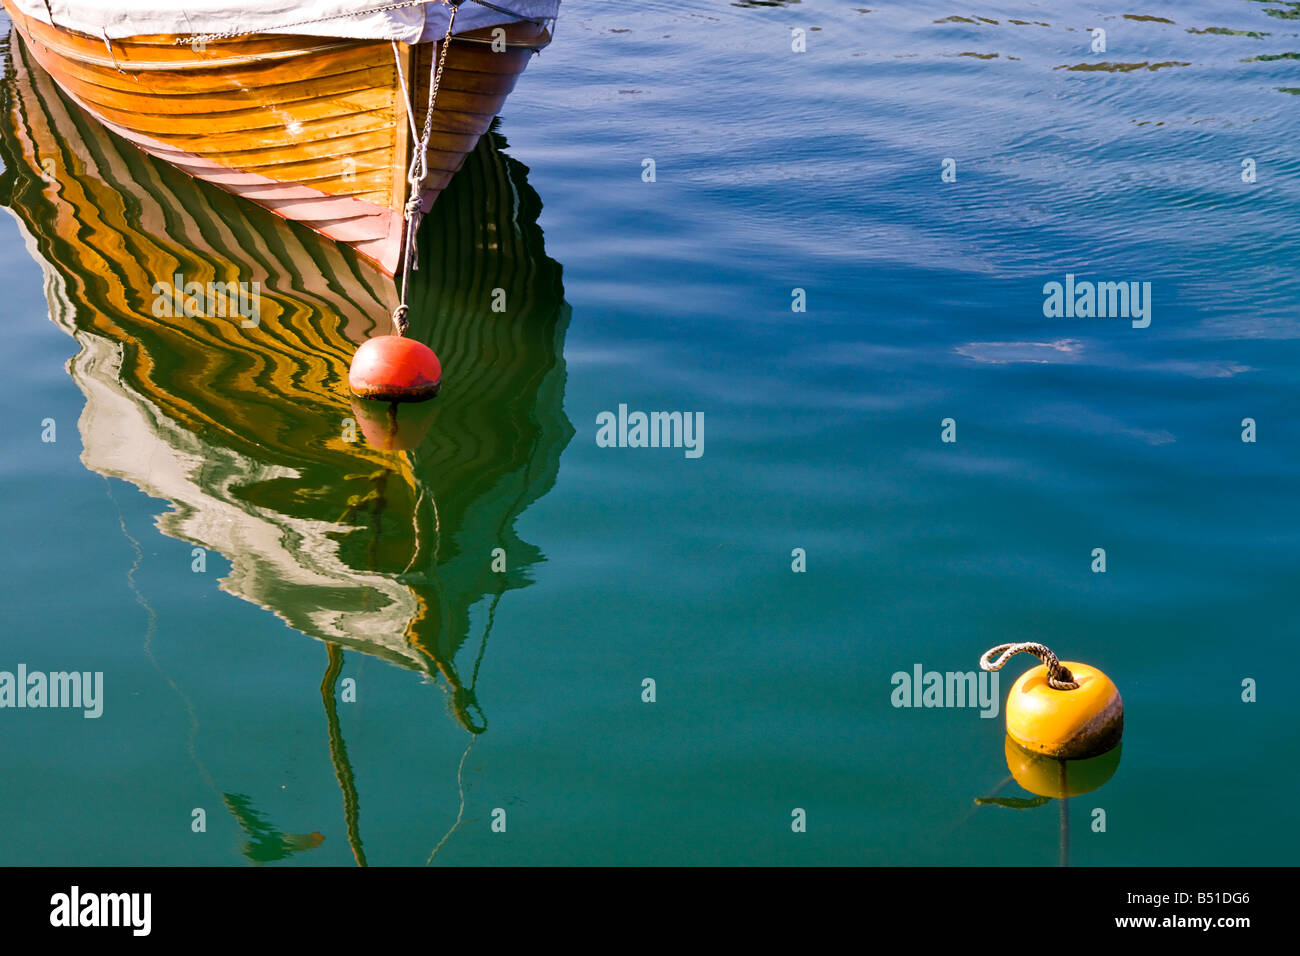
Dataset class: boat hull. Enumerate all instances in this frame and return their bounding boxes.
[1,2,550,275]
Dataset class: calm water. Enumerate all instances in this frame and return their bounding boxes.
[1,0,1298,866]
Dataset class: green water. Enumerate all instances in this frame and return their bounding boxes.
[1,1,1298,866]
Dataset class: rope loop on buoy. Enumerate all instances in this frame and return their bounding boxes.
[389,0,458,335]
[979,642,1079,690]
[391,303,410,337]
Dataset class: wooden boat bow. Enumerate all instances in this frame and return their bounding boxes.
[1,0,560,275]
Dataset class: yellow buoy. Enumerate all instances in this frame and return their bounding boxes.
[980,642,1122,760]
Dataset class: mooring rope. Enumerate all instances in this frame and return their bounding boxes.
[388,0,458,336]
[979,642,1079,690]
[391,40,421,143]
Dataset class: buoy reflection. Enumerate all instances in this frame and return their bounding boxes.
[350,394,439,451]
[974,735,1122,867]
[1004,734,1122,799]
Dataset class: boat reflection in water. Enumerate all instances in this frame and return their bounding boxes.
[0,31,572,864]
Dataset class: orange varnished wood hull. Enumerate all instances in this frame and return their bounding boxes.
[1,2,550,275]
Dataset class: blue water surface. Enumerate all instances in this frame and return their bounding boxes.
[1,0,1297,865]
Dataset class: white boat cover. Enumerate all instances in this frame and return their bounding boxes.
[6,0,560,43]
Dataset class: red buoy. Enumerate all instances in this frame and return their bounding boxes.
[348,336,441,402]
